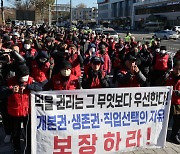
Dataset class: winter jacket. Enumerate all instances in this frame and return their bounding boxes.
[82,67,110,89]
[31,60,50,83]
[45,73,80,90]
[7,76,42,117]
[117,66,146,87]
[166,72,180,105]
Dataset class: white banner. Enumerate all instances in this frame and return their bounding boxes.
[31,87,172,154]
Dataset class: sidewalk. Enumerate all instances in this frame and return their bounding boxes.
[0,124,180,154]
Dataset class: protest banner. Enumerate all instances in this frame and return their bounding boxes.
[31,86,172,154]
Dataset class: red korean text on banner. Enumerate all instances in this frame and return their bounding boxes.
[126,129,142,148]
[79,134,98,154]
[104,132,121,151]
[53,136,72,154]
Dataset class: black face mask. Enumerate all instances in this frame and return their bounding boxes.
[174,74,180,80]
[37,58,47,67]
[100,49,106,54]
[4,42,12,49]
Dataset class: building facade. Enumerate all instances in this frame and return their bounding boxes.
[50,4,70,24]
[132,0,180,29]
[98,0,180,29]
[72,7,98,24]
[97,0,136,27]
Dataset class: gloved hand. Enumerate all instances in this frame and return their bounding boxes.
[98,70,103,79]
[175,90,180,97]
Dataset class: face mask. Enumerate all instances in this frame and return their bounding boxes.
[82,39,86,43]
[160,50,166,55]
[39,58,47,63]
[60,69,71,77]
[24,44,31,50]
[100,49,106,54]
[20,75,29,82]
[90,47,96,53]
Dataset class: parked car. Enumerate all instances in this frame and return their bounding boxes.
[103,28,119,42]
[172,26,180,33]
[154,30,179,40]
[94,28,103,34]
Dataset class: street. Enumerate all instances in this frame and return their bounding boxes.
[117,32,180,52]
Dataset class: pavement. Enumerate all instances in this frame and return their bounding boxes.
[0,122,180,154]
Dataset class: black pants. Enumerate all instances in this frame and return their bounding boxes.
[151,70,166,86]
[0,99,12,135]
[112,67,119,84]
[169,105,180,138]
[10,115,31,151]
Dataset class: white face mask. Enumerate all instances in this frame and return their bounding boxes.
[90,47,96,53]
[160,50,166,54]
[20,75,29,82]
[24,44,31,50]
[39,58,47,63]
[60,69,71,77]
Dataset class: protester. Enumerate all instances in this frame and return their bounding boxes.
[66,44,83,79]
[117,52,146,87]
[30,50,50,86]
[1,64,42,153]
[44,60,81,90]
[82,56,110,89]
[0,23,179,151]
[138,44,153,86]
[151,46,172,86]
[165,60,180,144]
[97,44,111,75]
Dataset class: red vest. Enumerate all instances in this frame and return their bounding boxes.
[31,61,50,82]
[96,52,111,74]
[7,77,33,117]
[154,54,169,71]
[68,54,82,78]
[113,50,121,68]
[166,73,180,105]
[118,67,140,87]
[51,73,79,90]
[20,48,37,57]
[85,70,106,89]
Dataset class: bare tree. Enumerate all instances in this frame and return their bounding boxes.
[7,0,34,10]
[76,3,87,8]
[31,0,54,20]
[7,0,54,21]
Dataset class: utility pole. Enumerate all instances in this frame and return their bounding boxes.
[1,0,5,25]
[48,4,51,26]
[56,0,58,24]
[70,0,72,28]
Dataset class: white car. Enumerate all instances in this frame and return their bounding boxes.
[103,28,119,42]
[94,28,103,34]
[172,26,180,33]
[154,30,179,40]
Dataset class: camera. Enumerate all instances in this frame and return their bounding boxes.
[0,50,10,64]
[0,49,26,65]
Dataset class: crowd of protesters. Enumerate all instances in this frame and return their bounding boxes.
[0,23,180,153]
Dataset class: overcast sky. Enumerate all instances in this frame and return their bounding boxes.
[4,0,98,7]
